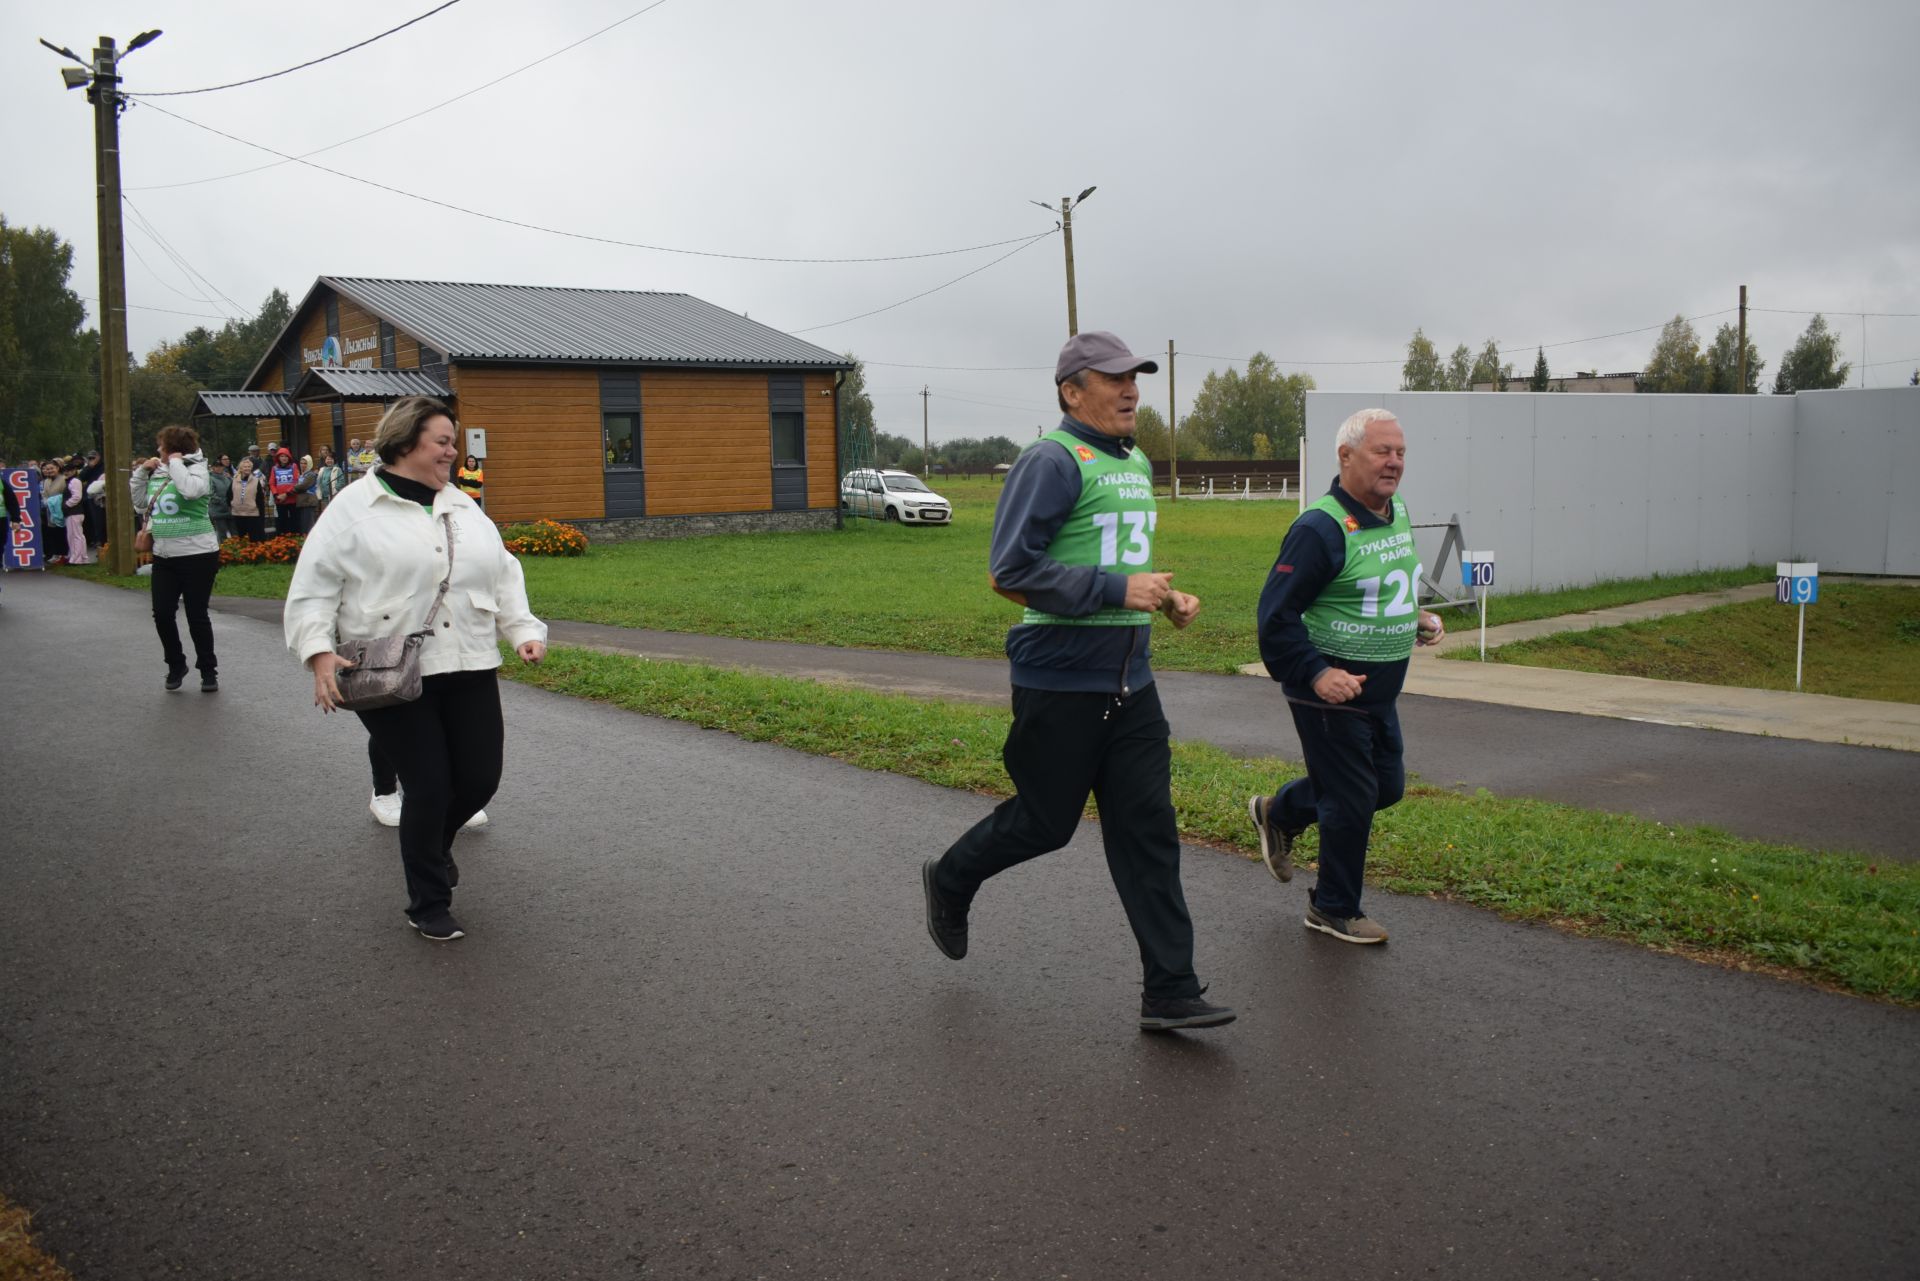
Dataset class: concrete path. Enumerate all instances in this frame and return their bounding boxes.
[3,574,1917,1280]
[202,591,1920,859]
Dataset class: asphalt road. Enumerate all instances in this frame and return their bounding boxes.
[527,615,1920,861]
[3,574,1917,1280]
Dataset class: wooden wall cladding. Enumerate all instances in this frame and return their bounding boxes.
[641,370,775,516]
[449,365,605,523]
[805,371,837,508]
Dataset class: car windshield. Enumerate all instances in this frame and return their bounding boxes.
[885,475,932,493]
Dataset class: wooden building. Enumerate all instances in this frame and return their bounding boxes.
[193,277,854,535]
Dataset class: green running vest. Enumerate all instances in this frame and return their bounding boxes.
[1298,492,1420,663]
[1020,429,1157,627]
[147,470,214,541]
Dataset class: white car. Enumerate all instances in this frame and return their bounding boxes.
[840,469,952,524]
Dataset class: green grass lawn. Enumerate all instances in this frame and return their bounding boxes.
[48,483,1779,674]
[1485,584,1920,703]
[503,645,1920,1004]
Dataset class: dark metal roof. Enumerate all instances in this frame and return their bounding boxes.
[293,366,453,402]
[323,277,854,369]
[194,391,305,418]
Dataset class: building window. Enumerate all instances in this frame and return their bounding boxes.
[379,322,396,369]
[771,412,804,465]
[603,413,638,469]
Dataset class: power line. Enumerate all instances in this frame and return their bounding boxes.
[134,100,1053,266]
[1748,307,1920,319]
[787,232,1057,333]
[860,358,1053,372]
[131,1,466,97]
[128,0,676,192]
[121,197,251,319]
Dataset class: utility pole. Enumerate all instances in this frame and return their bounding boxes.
[1031,186,1095,336]
[920,386,930,479]
[43,30,158,573]
[1167,339,1178,502]
[91,35,136,573]
[1738,285,1748,395]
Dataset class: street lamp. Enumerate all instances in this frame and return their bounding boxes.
[1031,186,1096,336]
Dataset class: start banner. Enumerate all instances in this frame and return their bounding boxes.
[5,467,45,570]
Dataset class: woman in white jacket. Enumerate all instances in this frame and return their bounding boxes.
[285,397,547,942]
[131,427,221,690]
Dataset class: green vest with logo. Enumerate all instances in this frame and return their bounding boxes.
[1020,429,1158,627]
[148,468,214,541]
[1299,492,1419,662]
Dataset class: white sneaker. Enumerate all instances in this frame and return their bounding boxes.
[462,809,490,829]
[369,791,402,827]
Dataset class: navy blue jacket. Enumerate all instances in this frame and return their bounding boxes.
[1255,480,1410,708]
[992,416,1154,695]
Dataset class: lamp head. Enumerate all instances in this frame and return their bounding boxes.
[126,29,163,52]
[60,66,90,89]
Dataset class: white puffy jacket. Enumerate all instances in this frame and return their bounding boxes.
[283,468,546,675]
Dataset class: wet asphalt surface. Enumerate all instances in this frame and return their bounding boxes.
[2,573,1918,1280]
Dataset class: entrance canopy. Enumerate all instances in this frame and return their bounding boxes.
[192,390,305,419]
[292,366,452,402]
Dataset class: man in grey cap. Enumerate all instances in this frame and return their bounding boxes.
[920,331,1234,1031]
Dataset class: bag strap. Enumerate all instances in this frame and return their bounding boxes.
[420,513,455,631]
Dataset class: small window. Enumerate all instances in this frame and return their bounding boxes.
[771,411,804,465]
[603,412,638,469]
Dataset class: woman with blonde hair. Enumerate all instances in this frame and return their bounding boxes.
[131,425,221,691]
[285,396,547,942]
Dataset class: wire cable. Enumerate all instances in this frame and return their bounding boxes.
[787,232,1057,333]
[122,196,251,319]
[128,0,675,192]
[130,1,466,97]
[135,100,1054,265]
[1748,307,1920,319]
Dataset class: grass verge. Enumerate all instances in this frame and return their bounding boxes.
[0,1196,76,1281]
[1481,583,1920,703]
[504,644,1920,1004]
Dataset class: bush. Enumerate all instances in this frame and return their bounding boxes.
[500,519,588,557]
[221,534,304,565]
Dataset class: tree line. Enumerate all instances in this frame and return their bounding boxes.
[1,213,293,462]
[1400,312,1857,395]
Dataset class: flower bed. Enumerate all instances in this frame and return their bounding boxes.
[500,519,588,556]
[220,534,305,565]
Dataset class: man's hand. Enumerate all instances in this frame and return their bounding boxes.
[1123,571,1175,612]
[1416,610,1445,646]
[1311,667,1367,705]
[1161,590,1201,630]
[517,640,546,664]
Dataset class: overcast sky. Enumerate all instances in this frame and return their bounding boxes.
[6,0,1917,443]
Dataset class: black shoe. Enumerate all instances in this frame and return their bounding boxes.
[164,669,187,691]
[921,858,967,960]
[410,913,465,941]
[1247,794,1300,883]
[200,674,218,693]
[1140,988,1237,1032]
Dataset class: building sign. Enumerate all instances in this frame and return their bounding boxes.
[302,335,343,366]
[343,334,379,369]
[5,467,45,570]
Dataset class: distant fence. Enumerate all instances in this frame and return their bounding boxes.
[1304,387,1919,591]
[1150,459,1300,492]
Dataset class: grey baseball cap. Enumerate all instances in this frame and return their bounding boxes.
[1055,331,1159,384]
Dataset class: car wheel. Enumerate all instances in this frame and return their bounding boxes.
[884,506,900,522]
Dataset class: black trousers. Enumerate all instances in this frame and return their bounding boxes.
[234,514,266,541]
[150,551,220,678]
[1269,700,1406,919]
[934,683,1200,1000]
[355,671,504,922]
[369,738,399,795]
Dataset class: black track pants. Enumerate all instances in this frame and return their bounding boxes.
[934,683,1200,1000]
[355,670,504,921]
[150,551,220,678]
[1270,699,1406,919]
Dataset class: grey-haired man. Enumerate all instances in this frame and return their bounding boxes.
[920,331,1234,1032]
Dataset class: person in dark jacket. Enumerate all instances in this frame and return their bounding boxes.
[919,331,1233,1033]
[1247,408,1444,944]
[207,457,236,542]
